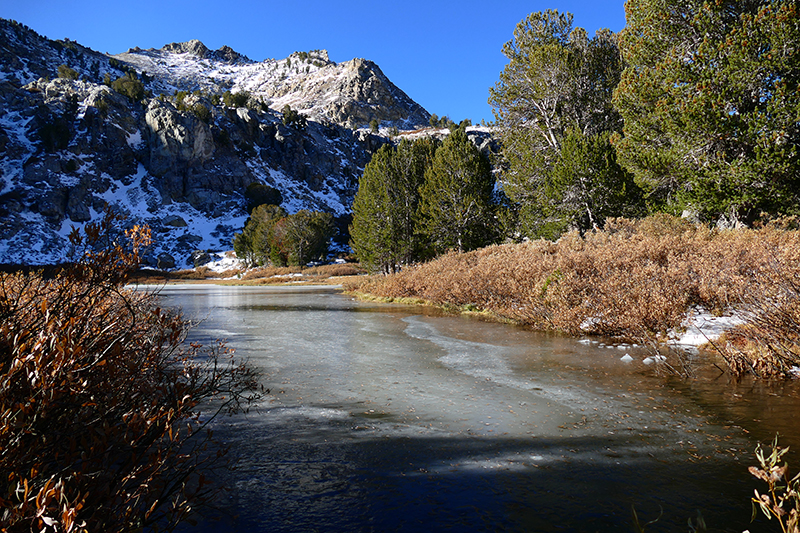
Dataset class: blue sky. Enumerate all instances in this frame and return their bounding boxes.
[2,0,626,124]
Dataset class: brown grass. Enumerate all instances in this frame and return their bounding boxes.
[131,262,365,285]
[346,215,800,376]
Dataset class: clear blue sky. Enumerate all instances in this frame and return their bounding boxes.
[1,0,627,124]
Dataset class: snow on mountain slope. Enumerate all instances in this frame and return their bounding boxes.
[0,20,430,267]
[114,44,429,130]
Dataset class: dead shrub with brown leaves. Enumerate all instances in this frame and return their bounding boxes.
[710,270,800,378]
[348,215,800,376]
[0,211,261,532]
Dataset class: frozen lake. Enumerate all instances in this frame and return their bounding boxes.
[150,284,799,532]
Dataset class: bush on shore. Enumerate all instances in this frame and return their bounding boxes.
[0,211,260,531]
[345,215,800,377]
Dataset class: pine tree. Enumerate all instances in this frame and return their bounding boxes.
[614,0,800,221]
[541,129,644,236]
[418,127,495,253]
[350,139,436,272]
[271,210,333,266]
[350,146,395,272]
[489,10,628,237]
[232,204,286,267]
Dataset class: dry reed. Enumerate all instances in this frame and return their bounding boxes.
[347,215,800,377]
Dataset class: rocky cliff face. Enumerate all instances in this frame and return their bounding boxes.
[0,19,431,267]
[113,43,430,130]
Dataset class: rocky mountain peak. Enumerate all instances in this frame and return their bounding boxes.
[1,18,434,267]
[161,39,210,57]
[154,39,251,64]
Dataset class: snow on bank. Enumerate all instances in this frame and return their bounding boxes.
[670,307,746,350]
[203,252,243,273]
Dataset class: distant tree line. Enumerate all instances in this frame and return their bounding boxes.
[233,204,334,268]
[233,183,333,267]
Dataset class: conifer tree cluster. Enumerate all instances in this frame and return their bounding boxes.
[490,2,799,235]
[350,127,499,272]
[233,205,333,267]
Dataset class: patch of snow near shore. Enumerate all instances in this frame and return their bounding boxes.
[671,307,746,349]
[204,252,243,273]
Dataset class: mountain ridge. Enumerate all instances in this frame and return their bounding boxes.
[0,19,434,267]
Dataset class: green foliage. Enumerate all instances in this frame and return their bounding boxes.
[281,104,307,130]
[418,127,497,253]
[749,436,800,532]
[370,118,379,133]
[350,138,437,272]
[244,182,283,214]
[233,206,333,267]
[110,71,145,102]
[233,204,287,267]
[271,210,334,266]
[428,114,455,129]
[221,90,250,108]
[191,103,211,123]
[175,92,212,123]
[56,64,79,80]
[490,10,630,239]
[525,129,645,236]
[614,0,800,222]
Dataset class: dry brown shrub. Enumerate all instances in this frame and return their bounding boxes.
[708,269,800,378]
[352,215,800,377]
[240,266,300,281]
[0,211,260,531]
[307,263,365,278]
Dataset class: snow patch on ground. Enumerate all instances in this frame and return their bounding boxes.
[670,307,746,349]
[204,251,243,273]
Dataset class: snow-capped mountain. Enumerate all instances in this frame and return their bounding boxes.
[0,19,430,267]
[115,42,429,130]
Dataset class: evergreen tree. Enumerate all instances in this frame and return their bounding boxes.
[110,71,145,102]
[350,139,436,272]
[489,10,627,237]
[281,104,307,130]
[536,129,644,237]
[244,182,283,214]
[350,146,395,272]
[418,127,496,253]
[232,204,286,267]
[271,210,333,266]
[57,64,79,80]
[614,0,800,221]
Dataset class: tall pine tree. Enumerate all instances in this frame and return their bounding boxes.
[350,139,435,272]
[418,127,496,253]
[489,10,636,237]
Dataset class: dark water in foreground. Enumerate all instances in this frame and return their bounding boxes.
[150,284,800,532]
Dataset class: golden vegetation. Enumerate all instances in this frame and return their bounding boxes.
[345,215,800,377]
[132,262,365,285]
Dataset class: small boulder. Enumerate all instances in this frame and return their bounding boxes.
[156,252,175,270]
[191,249,213,268]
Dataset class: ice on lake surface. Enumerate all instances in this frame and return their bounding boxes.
[147,285,799,532]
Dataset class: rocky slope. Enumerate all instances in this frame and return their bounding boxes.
[0,19,431,267]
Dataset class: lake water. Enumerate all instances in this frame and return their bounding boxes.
[151,284,800,532]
